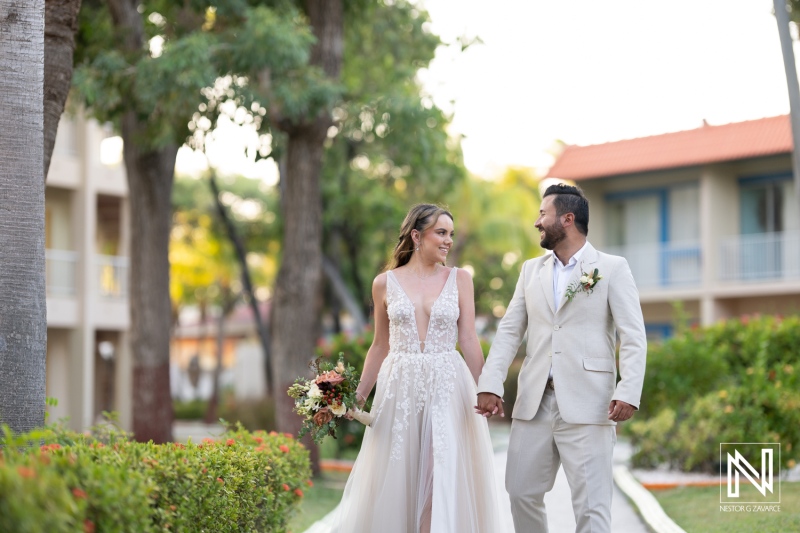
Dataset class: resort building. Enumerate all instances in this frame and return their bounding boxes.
[546,115,799,338]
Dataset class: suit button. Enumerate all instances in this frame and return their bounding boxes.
[554,325,560,331]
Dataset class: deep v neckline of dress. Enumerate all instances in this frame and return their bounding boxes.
[389,267,456,353]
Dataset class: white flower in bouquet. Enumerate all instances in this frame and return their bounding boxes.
[304,397,318,412]
[335,361,346,374]
[308,382,323,399]
[330,401,347,417]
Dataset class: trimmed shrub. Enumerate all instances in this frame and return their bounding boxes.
[626,314,800,472]
[0,424,310,532]
[173,399,208,421]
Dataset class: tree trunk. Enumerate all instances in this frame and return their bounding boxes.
[44,0,81,180]
[0,0,47,434]
[322,255,367,331]
[270,0,343,464]
[209,173,272,393]
[123,112,177,443]
[204,287,236,424]
[105,0,176,443]
[272,125,328,427]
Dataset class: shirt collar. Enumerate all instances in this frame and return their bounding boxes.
[553,240,589,269]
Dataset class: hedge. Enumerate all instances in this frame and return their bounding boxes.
[0,424,310,532]
[626,314,800,472]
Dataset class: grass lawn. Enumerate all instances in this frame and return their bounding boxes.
[288,470,349,533]
[652,482,800,533]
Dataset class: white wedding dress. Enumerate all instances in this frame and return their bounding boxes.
[331,267,501,532]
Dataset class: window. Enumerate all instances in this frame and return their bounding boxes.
[735,174,799,279]
[605,184,700,287]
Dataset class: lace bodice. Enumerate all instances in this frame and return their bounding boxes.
[386,267,460,354]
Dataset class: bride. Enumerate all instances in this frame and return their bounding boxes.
[331,204,501,532]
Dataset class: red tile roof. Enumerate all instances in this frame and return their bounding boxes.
[545,115,793,181]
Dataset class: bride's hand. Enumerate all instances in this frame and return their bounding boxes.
[348,404,374,426]
[355,391,367,409]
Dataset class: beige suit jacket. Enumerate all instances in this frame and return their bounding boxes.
[477,242,647,425]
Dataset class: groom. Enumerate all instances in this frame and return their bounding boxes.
[476,183,646,533]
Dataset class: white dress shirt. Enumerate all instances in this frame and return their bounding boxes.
[552,240,589,312]
[549,240,589,378]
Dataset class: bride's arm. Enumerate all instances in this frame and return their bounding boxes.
[355,273,391,404]
[456,268,484,384]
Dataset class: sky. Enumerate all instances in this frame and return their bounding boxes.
[175,0,794,181]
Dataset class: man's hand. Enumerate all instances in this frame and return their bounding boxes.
[475,392,504,418]
[608,400,635,422]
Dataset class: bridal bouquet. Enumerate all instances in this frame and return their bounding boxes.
[287,354,372,444]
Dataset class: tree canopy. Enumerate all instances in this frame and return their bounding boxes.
[171,173,281,311]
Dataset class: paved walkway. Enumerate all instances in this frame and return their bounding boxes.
[307,424,649,533]
[491,424,648,533]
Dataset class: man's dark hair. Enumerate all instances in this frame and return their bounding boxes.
[543,183,589,236]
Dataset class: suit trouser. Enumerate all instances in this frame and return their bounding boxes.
[505,388,616,533]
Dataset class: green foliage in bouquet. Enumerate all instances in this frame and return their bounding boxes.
[625,314,800,472]
[288,354,362,444]
[315,333,374,457]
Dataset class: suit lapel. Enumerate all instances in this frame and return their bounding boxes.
[556,242,599,313]
[539,254,556,316]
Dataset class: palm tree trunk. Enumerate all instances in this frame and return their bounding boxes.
[0,0,47,434]
[774,0,800,199]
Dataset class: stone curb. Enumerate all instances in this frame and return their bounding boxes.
[613,465,687,533]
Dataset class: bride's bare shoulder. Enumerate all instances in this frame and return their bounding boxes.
[372,271,389,291]
[454,266,472,282]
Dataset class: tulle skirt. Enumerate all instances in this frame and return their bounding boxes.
[330,350,501,533]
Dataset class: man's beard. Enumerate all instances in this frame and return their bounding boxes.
[539,220,566,250]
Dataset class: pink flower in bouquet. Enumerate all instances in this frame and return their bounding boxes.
[313,408,334,426]
[316,370,345,386]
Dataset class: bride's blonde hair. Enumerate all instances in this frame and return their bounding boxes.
[389,204,453,270]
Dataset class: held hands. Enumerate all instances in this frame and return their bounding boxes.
[474,392,504,419]
[608,400,635,422]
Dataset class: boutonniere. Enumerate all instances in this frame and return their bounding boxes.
[565,265,602,301]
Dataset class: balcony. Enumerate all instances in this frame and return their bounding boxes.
[46,249,79,327]
[46,251,130,328]
[719,231,800,282]
[97,255,129,299]
[605,241,702,289]
[46,249,79,296]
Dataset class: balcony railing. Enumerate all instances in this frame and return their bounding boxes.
[604,241,702,288]
[45,249,78,296]
[97,255,129,298]
[719,231,800,281]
